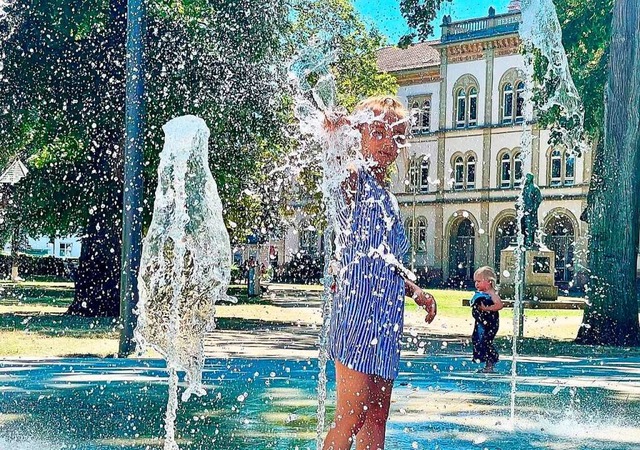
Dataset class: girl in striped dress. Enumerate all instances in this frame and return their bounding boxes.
[323,96,437,450]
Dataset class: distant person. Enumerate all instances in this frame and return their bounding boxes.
[470,266,504,373]
[322,95,437,450]
[269,245,279,268]
[247,257,257,297]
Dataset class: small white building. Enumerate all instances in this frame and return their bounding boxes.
[0,158,82,260]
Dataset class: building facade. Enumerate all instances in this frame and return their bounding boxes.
[379,6,590,288]
[281,5,597,289]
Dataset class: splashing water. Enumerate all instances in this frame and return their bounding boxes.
[134,115,235,450]
[289,41,356,449]
[519,0,587,155]
[510,0,586,425]
[289,39,415,449]
[0,1,9,18]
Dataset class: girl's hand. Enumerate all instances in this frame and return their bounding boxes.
[413,289,437,324]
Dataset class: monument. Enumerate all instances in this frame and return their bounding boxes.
[500,173,558,301]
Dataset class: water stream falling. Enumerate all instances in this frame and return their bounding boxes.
[289,38,417,448]
[134,115,235,450]
[511,0,586,425]
[289,43,360,448]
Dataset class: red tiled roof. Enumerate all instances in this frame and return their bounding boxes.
[376,42,441,73]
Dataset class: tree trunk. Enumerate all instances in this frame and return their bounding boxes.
[576,0,640,346]
[66,0,126,317]
[67,201,122,317]
[10,224,20,281]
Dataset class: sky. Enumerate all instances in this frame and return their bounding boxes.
[353,0,514,44]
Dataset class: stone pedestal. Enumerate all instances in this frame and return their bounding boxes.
[499,245,558,301]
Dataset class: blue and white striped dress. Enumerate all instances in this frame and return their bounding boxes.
[328,169,410,380]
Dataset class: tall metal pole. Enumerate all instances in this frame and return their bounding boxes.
[410,156,421,273]
[411,160,417,273]
[119,0,146,357]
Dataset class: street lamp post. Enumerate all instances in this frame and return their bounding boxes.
[118,0,146,357]
[410,155,423,273]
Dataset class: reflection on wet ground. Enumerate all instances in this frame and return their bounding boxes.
[1,353,640,450]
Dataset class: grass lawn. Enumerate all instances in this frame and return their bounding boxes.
[403,288,584,319]
[0,280,120,357]
[0,280,619,359]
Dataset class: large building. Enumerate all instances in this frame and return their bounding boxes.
[281,4,592,289]
[377,5,590,288]
[275,0,640,289]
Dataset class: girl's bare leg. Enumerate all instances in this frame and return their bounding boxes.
[323,362,373,450]
[355,375,393,450]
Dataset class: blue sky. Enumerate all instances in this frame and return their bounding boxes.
[353,0,513,44]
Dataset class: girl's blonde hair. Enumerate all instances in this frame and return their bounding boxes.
[353,95,410,128]
[474,266,497,286]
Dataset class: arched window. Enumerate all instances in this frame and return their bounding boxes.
[452,153,477,190]
[499,149,524,189]
[466,155,476,189]
[420,158,430,192]
[502,83,514,124]
[454,156,464,190]
[407,157,429,193]
[406,217,428,253]
[548,148,577,186]
[550,149,562,185]
[500,153,512,188]
[453,75,480,129]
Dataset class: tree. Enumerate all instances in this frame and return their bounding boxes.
[0,0,125,316]
[288,0,398,227]
[575,0,640,346]
[532,0,640,345]
[398,0,452,46]
[142,0,293,247]
[0,0,294,316]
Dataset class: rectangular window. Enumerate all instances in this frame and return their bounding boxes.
[59,243,73,258]
[468,96,477,126]
[501,162,511,188]
[551,159,562,185]
[565,157,575,185]
[456,98,466,128]
[503,92,513,124]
